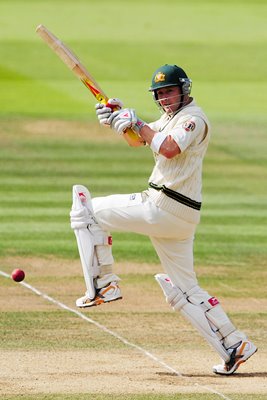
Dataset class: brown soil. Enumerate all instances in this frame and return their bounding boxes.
[0,257,266,397]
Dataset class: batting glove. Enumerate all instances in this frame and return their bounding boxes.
[95,98,123,127]
[108,108,145,135]
[95,103,113,126]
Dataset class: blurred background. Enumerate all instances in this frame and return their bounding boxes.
[0,0,266,269]
[1,0,266,121]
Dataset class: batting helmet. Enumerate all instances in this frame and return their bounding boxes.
[149,64,192,96]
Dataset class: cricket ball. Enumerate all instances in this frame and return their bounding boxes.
[11,268,25,282]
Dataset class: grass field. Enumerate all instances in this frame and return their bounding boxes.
[0,1,267,399]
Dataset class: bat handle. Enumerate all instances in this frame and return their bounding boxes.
[123,128,146,147]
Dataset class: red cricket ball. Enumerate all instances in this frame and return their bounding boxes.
[11,268,25,282]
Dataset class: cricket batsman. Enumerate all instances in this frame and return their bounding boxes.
[70,64,257,375]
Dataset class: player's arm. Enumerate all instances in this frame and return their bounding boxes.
[138,125,181,159]
[140,116,207,158]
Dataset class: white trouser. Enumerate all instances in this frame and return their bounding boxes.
[92,191,197,292]
[92,191,246,352]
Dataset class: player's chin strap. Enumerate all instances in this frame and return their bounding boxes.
[70,185,117,300]
[155,274,236,362]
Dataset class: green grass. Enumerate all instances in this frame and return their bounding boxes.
[0,118,266,275]
[0,309,263,351]
[0,0,266,120]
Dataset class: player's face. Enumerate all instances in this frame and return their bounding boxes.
[156,86,183,114]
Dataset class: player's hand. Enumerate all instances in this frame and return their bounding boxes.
[95,103,113,126]
[108,108,138,134]
[95,98,123,126]
[108,108,146,135]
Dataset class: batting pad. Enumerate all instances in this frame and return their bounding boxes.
[155,273,230,362]
[71,185,99,300]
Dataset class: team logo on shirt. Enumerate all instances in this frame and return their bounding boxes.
[183,120,196,132]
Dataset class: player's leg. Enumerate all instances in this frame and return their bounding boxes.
[70,185,121,307]
[152,236,257,374]
[91,190,257,372]
[71,188,163,308]
[88,191,194,308]
[92,191,197,238]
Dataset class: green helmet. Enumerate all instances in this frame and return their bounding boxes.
[149,64,192,95]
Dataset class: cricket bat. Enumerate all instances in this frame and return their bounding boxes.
[36,25,145,147]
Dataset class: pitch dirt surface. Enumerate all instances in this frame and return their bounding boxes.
[0,257,266,398]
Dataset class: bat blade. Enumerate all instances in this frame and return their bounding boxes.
[36,24,108,104]
[36,25,145,146]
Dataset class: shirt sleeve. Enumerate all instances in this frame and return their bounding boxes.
[170,116,206,152]
[148,117,164,132]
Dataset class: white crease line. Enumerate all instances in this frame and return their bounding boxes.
[0,270,232,400]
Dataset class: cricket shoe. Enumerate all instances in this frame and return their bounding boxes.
[213,340,257,375]
[76,281,122,308]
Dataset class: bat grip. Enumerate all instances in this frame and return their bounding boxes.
[123,128,146,147]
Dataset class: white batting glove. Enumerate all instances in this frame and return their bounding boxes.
[95,98,123,127]
[95,103,113,126]
[108,108,145,135]
[109,108,137,134]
